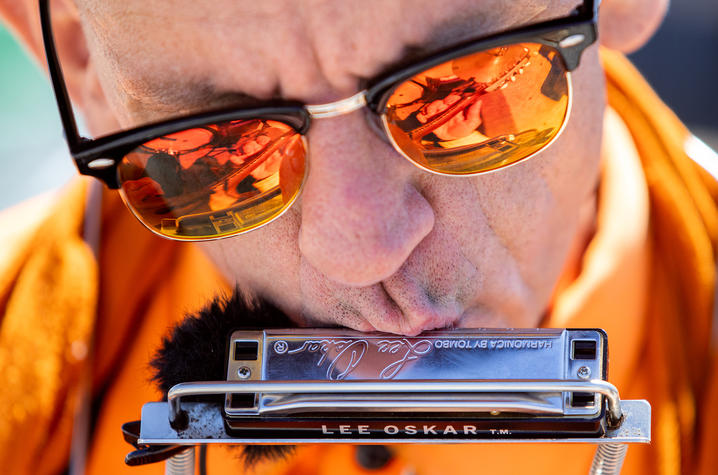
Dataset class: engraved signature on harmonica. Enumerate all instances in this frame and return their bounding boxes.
[376,339,433,379]
[286,339,368,380]
[280,338,433,380]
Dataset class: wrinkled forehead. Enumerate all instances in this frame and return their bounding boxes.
[72,0,579,119]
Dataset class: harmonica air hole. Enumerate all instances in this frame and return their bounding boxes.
[571,392,595,408]
[572,340,597,360]
[230,393,257,409]
[234,341,259,361]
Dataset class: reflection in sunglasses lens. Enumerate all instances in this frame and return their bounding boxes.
[383,43,569,175]
[118,119,306,239]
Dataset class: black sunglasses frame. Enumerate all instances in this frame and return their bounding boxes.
[40,0,598,190]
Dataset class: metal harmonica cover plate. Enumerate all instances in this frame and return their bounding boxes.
[223,328,607,439]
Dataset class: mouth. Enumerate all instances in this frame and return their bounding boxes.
[379,277,464,335]
[298,273,468,337]
[150,285,515,466]
[150,287,466,466]
[150,286,473,404]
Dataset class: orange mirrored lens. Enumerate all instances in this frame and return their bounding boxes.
[383,43,569,175]
[118,119,306,239]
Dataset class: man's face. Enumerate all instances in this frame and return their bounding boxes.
[77,0,604,335]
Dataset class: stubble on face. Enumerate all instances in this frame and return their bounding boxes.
[74,0,603,335]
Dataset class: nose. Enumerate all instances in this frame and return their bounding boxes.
[298,112,435,287]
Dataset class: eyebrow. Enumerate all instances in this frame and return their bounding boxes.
[123,80,271,114]
[395,1,579,70]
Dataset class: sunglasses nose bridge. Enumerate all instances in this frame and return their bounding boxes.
[304,90,392,147]
[305,90,368,119]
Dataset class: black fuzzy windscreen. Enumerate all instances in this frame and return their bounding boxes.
[150,289,296,467]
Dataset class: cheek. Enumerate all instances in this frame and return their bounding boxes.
[542,45,605,202]
[447,45,604,304]
[196,206,304,313]
[509,45,604,233]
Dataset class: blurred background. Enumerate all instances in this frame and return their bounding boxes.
[1,1,717,210]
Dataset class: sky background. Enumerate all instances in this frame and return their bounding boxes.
[1,1,716,210]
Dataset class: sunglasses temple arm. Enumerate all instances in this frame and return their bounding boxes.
[580,0,601,16]
[39,0,84,152]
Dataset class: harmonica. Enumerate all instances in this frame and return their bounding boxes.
[129,326,652,465]
[218,328,610,440]
[129,328,651,469]
[135,328,649,445]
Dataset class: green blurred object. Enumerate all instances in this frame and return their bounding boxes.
[0,24,74,210]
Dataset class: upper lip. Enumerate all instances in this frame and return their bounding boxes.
[373,279,463,336]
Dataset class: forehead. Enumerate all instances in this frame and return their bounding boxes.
[75,0,578,116]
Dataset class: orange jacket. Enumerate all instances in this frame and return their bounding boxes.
[1,50,716,475]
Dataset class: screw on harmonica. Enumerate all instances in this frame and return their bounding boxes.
[237,367,252,379]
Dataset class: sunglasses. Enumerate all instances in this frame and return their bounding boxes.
[40,0,598,241]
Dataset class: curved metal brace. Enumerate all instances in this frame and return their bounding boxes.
[167,379,623,429]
